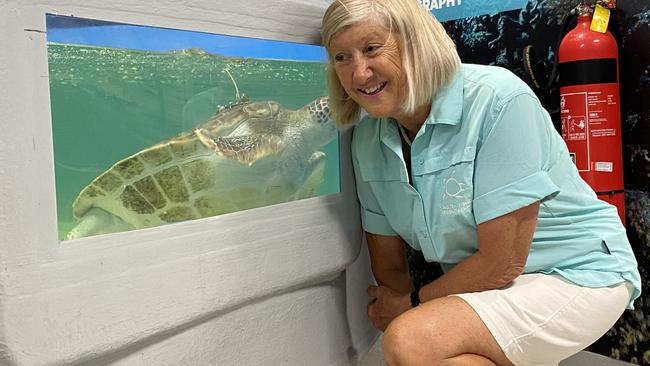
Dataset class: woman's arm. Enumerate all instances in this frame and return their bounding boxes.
[365,202,539,330]
[419,201,540,302]
[365,233,415,330]
[366,233,414,294]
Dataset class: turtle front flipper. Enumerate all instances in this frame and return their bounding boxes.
[295,151,327,199]
[195,128,285,166]
[65,207,135,240]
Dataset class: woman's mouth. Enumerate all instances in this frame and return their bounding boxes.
[358,81,387,96]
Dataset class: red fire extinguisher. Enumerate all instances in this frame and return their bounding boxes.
[558,2,625,225]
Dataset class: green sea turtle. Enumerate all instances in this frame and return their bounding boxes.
[65,97,335,240]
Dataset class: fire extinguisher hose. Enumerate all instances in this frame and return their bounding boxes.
[523,7,580,93]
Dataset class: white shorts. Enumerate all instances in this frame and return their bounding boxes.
[454,273,631,366]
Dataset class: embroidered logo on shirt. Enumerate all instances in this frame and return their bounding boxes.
[441,172,472,215]
[444,177,470,199]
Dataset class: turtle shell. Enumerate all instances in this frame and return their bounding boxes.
[69,98,332,234]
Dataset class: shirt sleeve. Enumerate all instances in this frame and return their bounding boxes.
[351,129,398,236]
[472,93,560,224]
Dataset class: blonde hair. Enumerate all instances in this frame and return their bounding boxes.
[321,0,461,125]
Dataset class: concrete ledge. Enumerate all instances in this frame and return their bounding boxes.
[560,351,634,366]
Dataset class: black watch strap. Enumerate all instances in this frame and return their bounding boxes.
[410,288,421,307]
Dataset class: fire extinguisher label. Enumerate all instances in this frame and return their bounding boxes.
[595,162,614,172]
[560,83,623,190]
[561,92,589,171]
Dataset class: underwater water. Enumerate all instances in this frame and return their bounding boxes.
[48,43,339,241]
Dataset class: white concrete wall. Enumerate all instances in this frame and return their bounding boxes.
[0,0,378,365]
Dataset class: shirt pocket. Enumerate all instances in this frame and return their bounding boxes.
[413,146,475,192]
[356,154,405,211]
[357,156,404,182]
[356,154,402,197]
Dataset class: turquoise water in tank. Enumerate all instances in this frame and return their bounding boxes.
[48,42,338,241]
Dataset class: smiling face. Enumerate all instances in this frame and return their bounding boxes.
[328,19,407,121]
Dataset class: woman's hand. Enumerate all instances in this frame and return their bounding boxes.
[366,285,412,331]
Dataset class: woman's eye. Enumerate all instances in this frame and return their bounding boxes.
[365,44,381,54]
[333,54,348,63]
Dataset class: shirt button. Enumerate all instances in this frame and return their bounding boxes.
[418,159,424,165]
[422,232,429,238]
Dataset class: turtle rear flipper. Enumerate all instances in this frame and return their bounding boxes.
[65,207,134,240]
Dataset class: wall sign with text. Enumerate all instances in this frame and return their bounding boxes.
[419,0,529,22]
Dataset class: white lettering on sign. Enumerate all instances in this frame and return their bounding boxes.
[419,0,463,11]
[595,162,613,172]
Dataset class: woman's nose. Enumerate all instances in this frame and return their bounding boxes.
[352,57,372,83]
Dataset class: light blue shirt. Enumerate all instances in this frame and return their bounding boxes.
[352,63,641,307]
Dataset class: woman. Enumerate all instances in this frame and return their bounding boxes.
[321,0,641,365]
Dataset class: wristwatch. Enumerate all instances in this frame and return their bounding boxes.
[410,288,421,307]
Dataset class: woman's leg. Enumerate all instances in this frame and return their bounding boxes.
[382,274,631,366]
[382,296,513,366]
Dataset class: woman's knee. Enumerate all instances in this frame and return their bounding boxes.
[382,310,440,364]
[382,314,413,355]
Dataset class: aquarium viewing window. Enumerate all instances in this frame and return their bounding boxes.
[46,14,340,241]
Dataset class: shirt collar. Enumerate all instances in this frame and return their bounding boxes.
[378,66,464,150]
[424,66,464,126]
